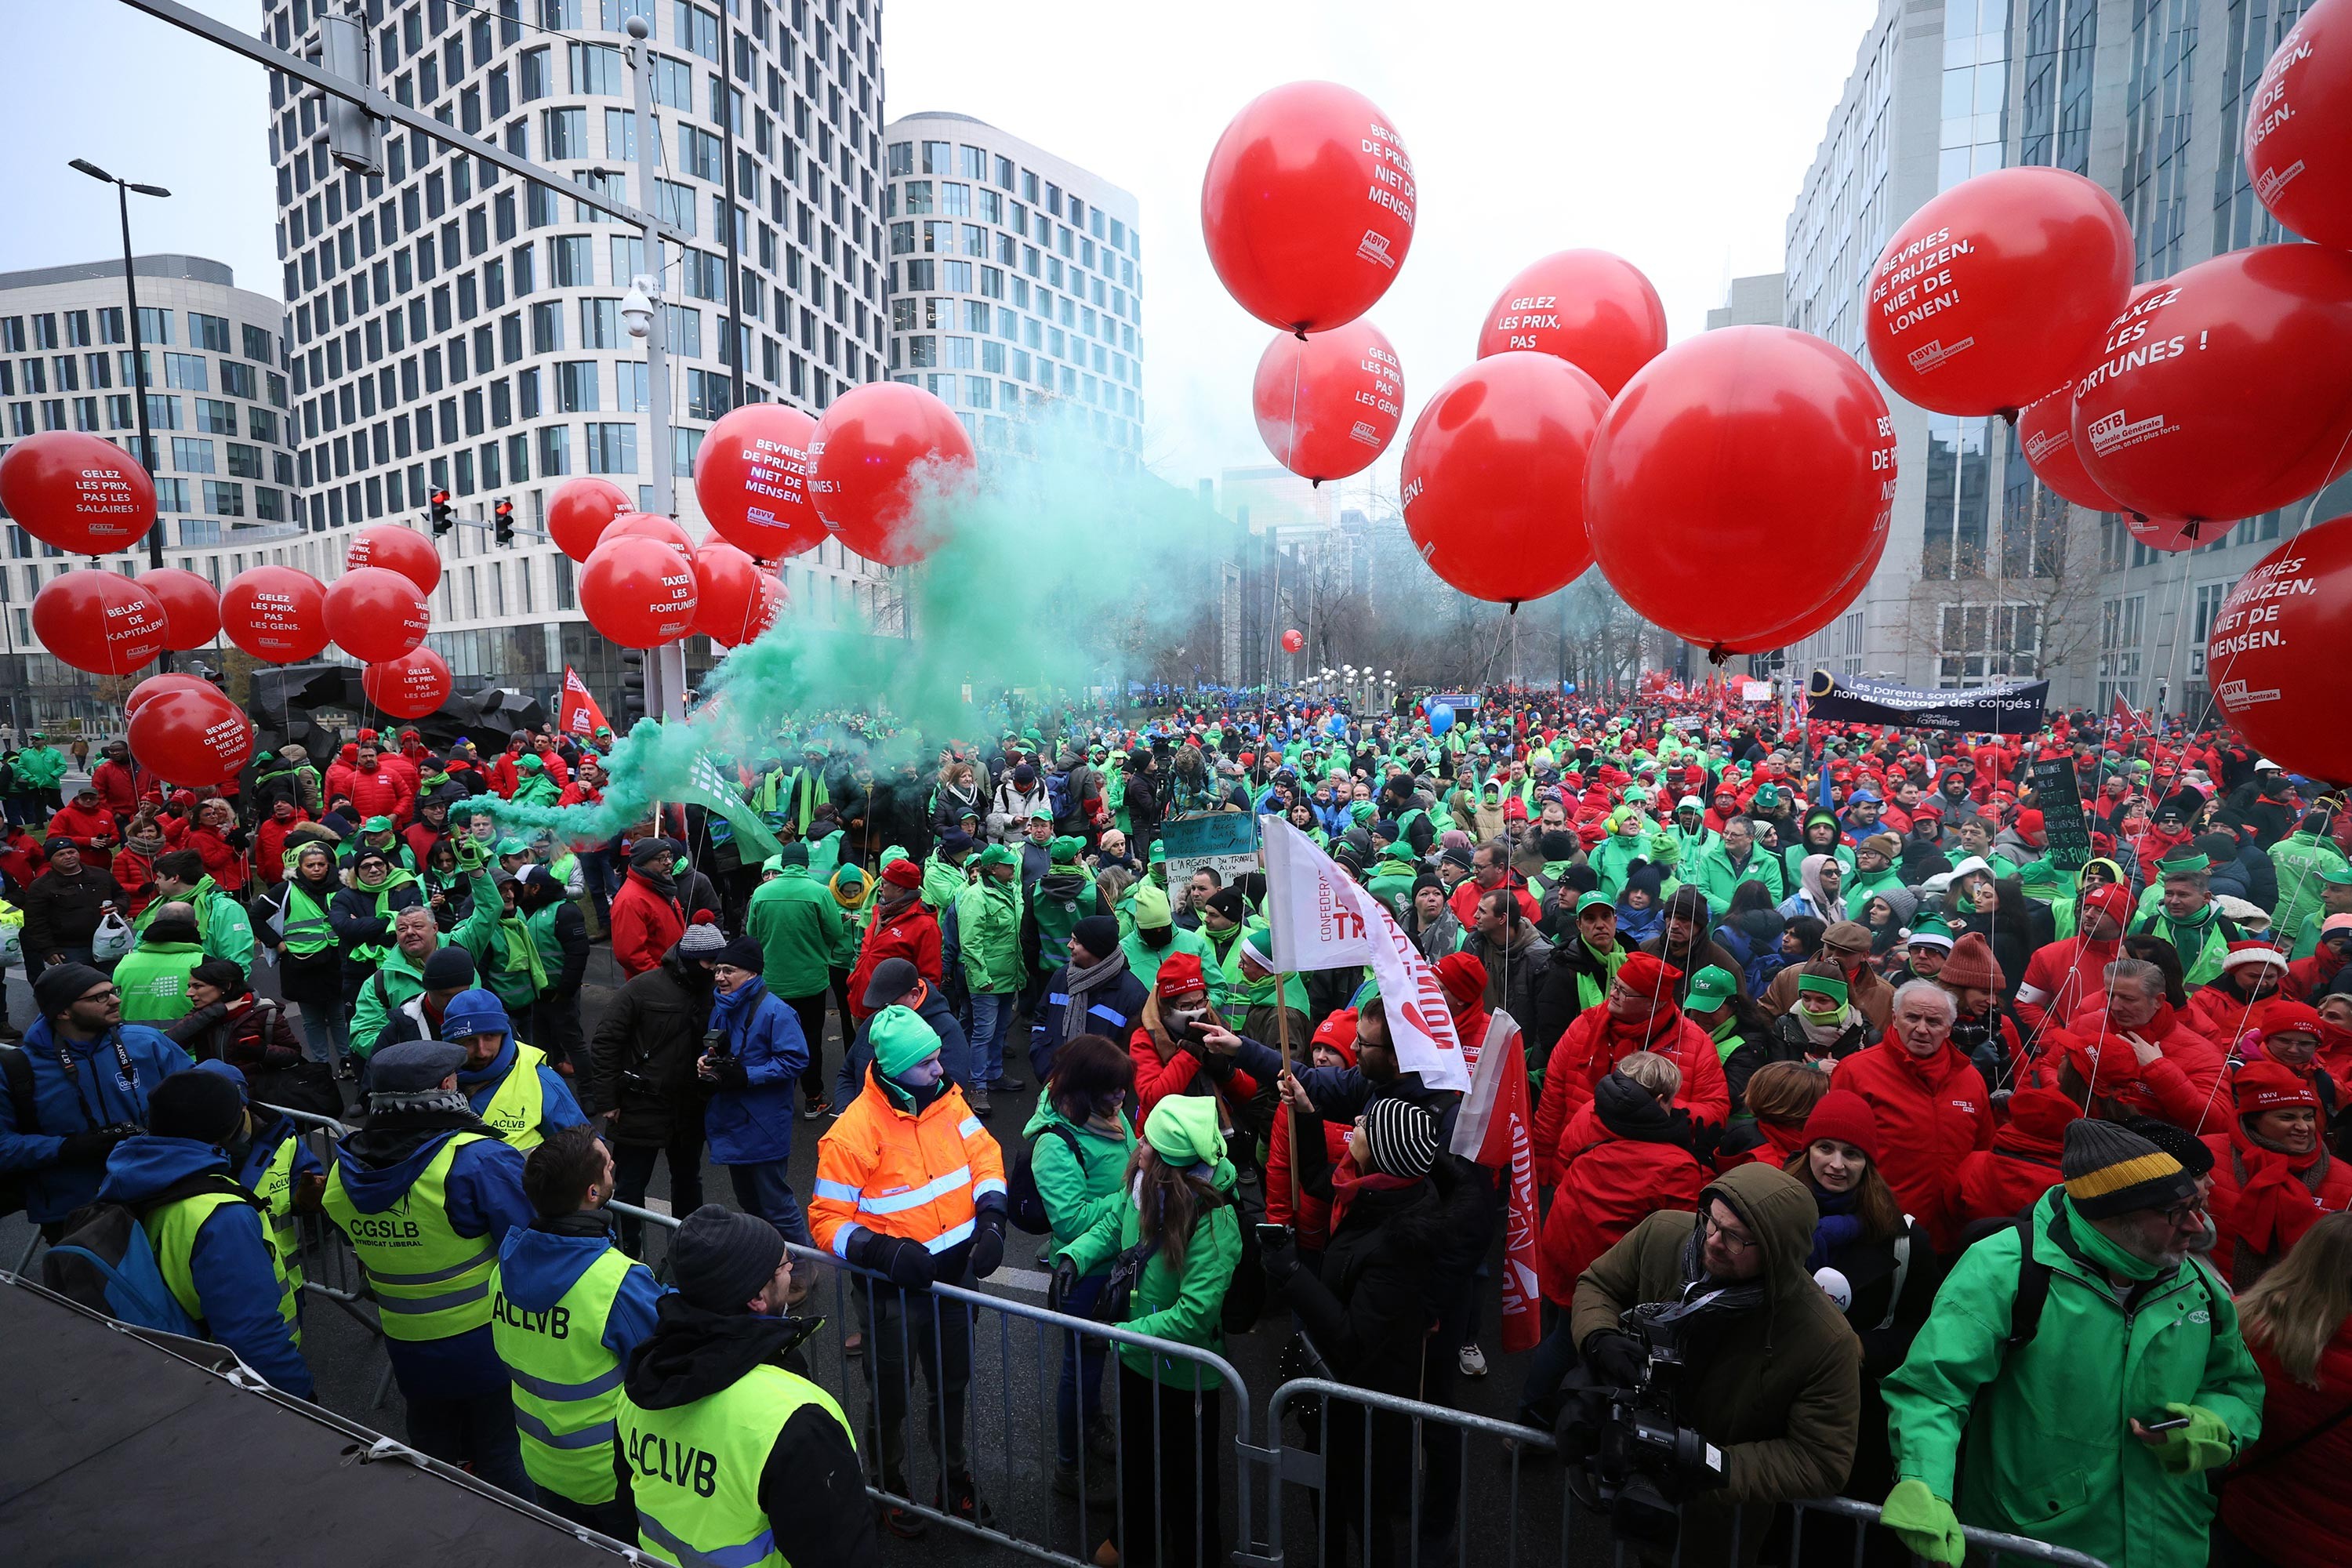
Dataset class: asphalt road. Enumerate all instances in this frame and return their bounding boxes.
[1,949,1604,1568]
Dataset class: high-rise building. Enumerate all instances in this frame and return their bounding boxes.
[880,112,1143,459]
[0,254,293,727]
[1706,272,1787,331]
[1780,0,2350,717]
[260,0,891,704]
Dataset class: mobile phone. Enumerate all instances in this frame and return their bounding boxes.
[2142,1415,2192,1433]
[1255,1223,1291,1249]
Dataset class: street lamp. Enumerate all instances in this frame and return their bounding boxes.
[71,159,171,572]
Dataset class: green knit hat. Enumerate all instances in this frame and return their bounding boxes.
[869,1005,942,1080]
[1132,880,1173,931]
[1795,972,1850,1005]
[1144,1095,1226,1171]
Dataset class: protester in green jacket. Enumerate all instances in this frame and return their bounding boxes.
[745,846,844,1003]
[956,845,1025,998]
[1693,818,1787,912]
[348,858,500,1058]
[12,735,67,797]
[1881,1124,2263,1568]
[1363,842,1420,922]
[150,851,255,968]
[1120,881,1230,1011]
[1842,833,1906,920]
[510,753,562,808]
[2267,812,2348,946]
[116,904,205,1022]
[1588,808,1653,902]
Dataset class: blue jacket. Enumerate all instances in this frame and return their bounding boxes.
[837,982,974,1105]
[97,1134,314,1398]
[0,1018,193,1223]
[449,993,588,1142]
[492,1217,664,1359]
[704,977,806,1165]
[1029,960,1149,1074]
[234,1107,325,1192]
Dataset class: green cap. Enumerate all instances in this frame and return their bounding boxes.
[1686,965,1737,1011]
[362,815,395,834]
[760,855,782,874]
[1575,890,1615,916]
[495,837,531,856]
[976,843,1018,870]
[1050,834,1087,862]
[2323,866,2352,887]
[869,1004,942,1080]
[1796,972,1851,1004]
[1148,840,1167,865]
[1029,800,1055,822]
[517,754,543,771]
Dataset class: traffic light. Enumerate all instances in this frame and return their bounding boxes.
[618,651,648,727]
[429,488,454,537]
[494,497,515,547]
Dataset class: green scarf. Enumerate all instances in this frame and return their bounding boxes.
[2056,1193,2160,1283]
[496,911,550,993]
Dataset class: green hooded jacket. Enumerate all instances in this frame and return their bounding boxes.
[1020,1094,1134,1254]
[956,870,1025,996]
[2267,829,2347,942]
[1693,840,1786,911]
[746,865,844,998]
[116,938,202,1022]
[1363,850,1419,922]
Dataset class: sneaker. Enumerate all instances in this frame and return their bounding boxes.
[970,1085,993,1120]
[938,1477,994,1528]
[1053,1456,1117,1507]
[880,1502,927,1539]
[1084,1413,1120,1462]
[1458,1341,1488,1378]
[800,1095,833,1122]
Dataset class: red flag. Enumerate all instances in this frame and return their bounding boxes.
[1451,1014,1543,1354]
[560,665,612,740]
[2110,692,2151,735]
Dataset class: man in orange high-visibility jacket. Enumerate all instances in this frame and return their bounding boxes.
[809,1005,1007,1532]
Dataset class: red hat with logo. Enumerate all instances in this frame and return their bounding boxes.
[1435,952,1488,1010]
[1156,952,1209,1002]
[2234,1058,2319,1114]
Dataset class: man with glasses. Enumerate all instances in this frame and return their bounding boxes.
[0,962,191,1237]
[1879,1119,2263,1568]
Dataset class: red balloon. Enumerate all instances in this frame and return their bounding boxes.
[361,646,455,720]
[809,382,975,567]
[2072,244,2352,524]
[140,567,222,652]
[1475,250,1668,398]
[124,672,220,719]
[691,542,786,648]
[2016,384,2126,513]
[1200,81,1416,333]
[325,566,432,662]
[580,535,698,648]
[694,404,823,559]
[128,687,252,788]
[221,565,331,663]
[604,512,698,561]
[1281,628,1305,654]
[1864,168,2132,416]
[31,570,168,676]
[1399,352,1610,605]
[547,477,632,562]
[1251,319,1403,482]
[2246,0,2352,249]
[1587,327,1899,655]
[1742,525,1890,654]
[0,430,157,557]
[346,524,442,593]
[2207,514,2352,782]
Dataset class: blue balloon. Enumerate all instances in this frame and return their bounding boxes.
[1325,713,1348,737]
[1429,702,1455,735]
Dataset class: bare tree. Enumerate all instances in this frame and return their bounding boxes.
[1902,489,2102,683]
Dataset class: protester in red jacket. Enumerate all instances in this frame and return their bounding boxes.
[1537,952,1731,1134]
[1536,1053,1705,1305]
[1265,1011,1356,1252]
[1445,841,1543,930]
[251,799,312,885]
[2222,1214,2352,1568]
[2013,956,2228,1131]
[1829,978,1994,1250]
[44,786,118,853]
[2009,882,2130,1035]
[1711,1060,1830,1173]
[1127,953,1261,1122]
[1951,1083,2078,1230]
[485,734,529,799]
[608,840,690,978]
[111,815,163,919]
[91,741,143,817]
[327,742,415,825]
[2202,1060,2352,1288]
[184,797,251,894]
[844,857,944,1024]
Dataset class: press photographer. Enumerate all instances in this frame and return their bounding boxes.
[1562,1163,1862,1563]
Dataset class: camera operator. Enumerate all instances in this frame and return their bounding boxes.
[1564,1162,1862,1563]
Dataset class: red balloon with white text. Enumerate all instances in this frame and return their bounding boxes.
[362,647,455,720]
[809,382,975,567]
[221,565,331,662]
[346,524,443,593]
[692,541,787,648]
[129,688,254,788]
[325,566,432,662]
[546,477,632,563]
[695,403,822,559]
[1475,250,1668,398]
[1281,628,1305,654]
[32,570,168,675]
[140,567,223,652]
[1251,319,1403,483]
[0,430,157,557]
[2245,0,2352,249]
[2206,514,2352,782]
[580,535,698,648]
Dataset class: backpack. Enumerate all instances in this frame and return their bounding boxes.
[41,1172,260,1336]
[0,1044,37,1218]
[1007,1121,1083,1236]
[1046,771,1077,831]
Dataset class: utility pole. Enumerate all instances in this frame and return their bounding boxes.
[68,160,169,572]
[717,2,745,411]
[626,15,688,722]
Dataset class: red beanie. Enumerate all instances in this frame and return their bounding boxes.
[2015,808,2046,844]
[2258,999,2325,1042]
[2004,1085,2082,1141]
[1157,952,1208,1002]
[2080,883,2132,929]
[1614,952,1682,1000]
[1311,1008,1359,1067]
[880,857,924,891]
[1435,951,1487,1009]
[1800,1089,1881,1162]
[2235,1058,2320,1114]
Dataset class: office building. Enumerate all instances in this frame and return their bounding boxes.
[1778,0,2349,716]
[1705,272,1786,332]
[881,111,1143,460]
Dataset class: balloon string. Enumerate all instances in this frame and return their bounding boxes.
[2299,421,2352,534]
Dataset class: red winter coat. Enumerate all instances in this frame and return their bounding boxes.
[1447,874,1542,931]
[1831,1040,1994,1251]
[2015,1000,2229,1131]
[1537,1100,1705,1304]
[2285,943,2350,1003]
[185,823,248,893]
[1951,1090,2076,1229]
[2010,933,2122,1036]
[2201,1128,2352,1288]
[844,899,944,1023]
[252,812,311,884]
[328,759,413,824]
[111,846,156,917]
[485,752,524,799]
[0,829,45,891]
[44,802,118,853]
[2184,982,2270,1054]
[91,758,143,816]
[1537,1001,1731,1134]
[1127,1010,1260,1125]
[608,870,687,978]
[2221,1325,2352,1568]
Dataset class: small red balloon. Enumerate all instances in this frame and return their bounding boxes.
[1251,319,1403,484]
[346,524,443,593]
[1400,351,1610,606]
[2072,244,2352,524]
[32,570,168,676]
[128,687,252,788]
[1475,250,1668,398]
[1587,327,1899,655]
[325,566,432,663]
[361,646,455,720]
[695,403,823,559]
[604,512,698,561]
[140,567,223,652]
[581,535,699,648]
[1865,167,2133,416]
[125,672,220,719]
[2208,514,2352,782]
[2246,0,2352,249]
[1282,628,1305,655]
[809,382,975,567]
[547,477,633,563]
[0,430,157,557]
[692,542,786,648]
[1200,81,1416,334]
[221,565,331,663]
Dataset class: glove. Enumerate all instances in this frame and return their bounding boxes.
[1261,1232,1300,1289]
[455,836,486,870]
[2145,1403,2234,1475]
[1048,1253,1081,1310]
[868,1232,935,1291]
[969,1210,1006,1279]
[1880,1479,1965,1568]
[1581,1329,1646,1392]
[57,1127,133,1166]
[707,1056,750,1091]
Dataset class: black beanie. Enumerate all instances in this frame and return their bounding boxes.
[1072,915,1120,959]
[1411,873,1444,898]
[420,946,477,990]
[670,1204,786,1312]
[33,963,110,1023]
[147,1069,248,1146]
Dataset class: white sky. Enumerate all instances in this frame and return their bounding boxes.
[5,0,1883,503]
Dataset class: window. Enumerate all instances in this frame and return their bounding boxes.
[568,41,623,95]
[585,422,637,473]
[203,481,246,516]
[537,423,571,475]
[653,55,693,110]
[581,297,621,347]
[227,441,263,479]
[220,361,258,400]
[557,360,600,412]
[194,397,238,434]
[521,45,551,100]
[686,368,730,420]
[664,305,701,357]
[172,436,216,473]
[163,352,209,390]
[530,299,564,352]
[604,107,637,159]
[680,124,724,181]
[191,312,232,351]
[923,140,952,174]
[902,180,932,215]
[544,107,588,158]
[615,361,649,412]
[2096,593,2148,710]
[550,234,593,285]
[676,1,718,57]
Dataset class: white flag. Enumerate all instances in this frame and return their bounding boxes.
[1345,874,1471,1092]
[1260,813,1375,972]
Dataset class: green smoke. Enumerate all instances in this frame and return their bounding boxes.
[484,418,1229,841]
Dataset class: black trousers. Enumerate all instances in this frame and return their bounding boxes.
[610,1131,706,1257]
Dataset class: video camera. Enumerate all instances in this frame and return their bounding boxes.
[1558,1288,1739,1551]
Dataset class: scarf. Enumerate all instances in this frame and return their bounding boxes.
[2230,1127,2334,1265]
[710,975,768,1043]
[496,911,550,992]
[1061,946,1131,1043]
[370,1087,474,1118]
[1806,1184,1866,1272]
[1327,1157,1421,1236]
[1598,997,1682,1060]
[1798,1005,1851,1049]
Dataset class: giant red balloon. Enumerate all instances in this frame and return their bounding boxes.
[1587,327,1899,655]
[1251,319,1403,483]
[1200,82,1416,333]
[1399,352,1610,606]
[325,566,431,662]
[695,404,822,559]
[1281,628,1305,654]
[547,477,632,562]
[221,565,330,662]
[140,567,223,652]
[2016,385,2125,513]
[362,646,455,720]
[2073,245,2352,524]
[0,430,156,557]
[1475,250,1668,398]
[580,535,698,648]
[809,382,975,567]
[346,524,442,593]
[124,672,220,719]
[2247,0,2352,249]
[128,687,252,788]
[2207,514,2352,782]
[691,542,786,648]
[1864,167,2132,416]
[1741,525,1890,654]
[31,570,168,675]
[604,512,697,561]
